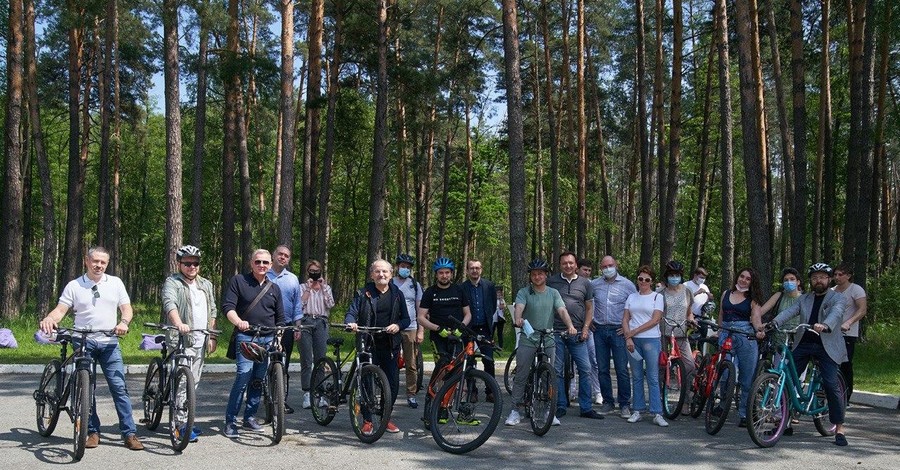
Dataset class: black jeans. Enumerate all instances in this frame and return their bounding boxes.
[840,336,857,401]
[372,344,400,406]
[279,331,295,398]
[793,341,845,425]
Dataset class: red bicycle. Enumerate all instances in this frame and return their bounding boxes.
[659,318,691,419]
[692,317,748,435]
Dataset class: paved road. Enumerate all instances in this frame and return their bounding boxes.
[1,372,897,469]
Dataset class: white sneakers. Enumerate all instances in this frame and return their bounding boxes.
[594,393,604,405]
[552,416,561,426]
[505,410,521,426]
[627,411,641,423]
[302,392,311,409]
[653,414,669,427]
[620,405,632,419]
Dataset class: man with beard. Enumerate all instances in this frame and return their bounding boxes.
[417,257,472,371]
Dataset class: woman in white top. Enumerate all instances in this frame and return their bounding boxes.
[622,265,667,427]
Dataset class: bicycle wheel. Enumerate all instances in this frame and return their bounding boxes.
[689,355,710,418]
[748,372,788,448]
[36,359,63,437]
[813,370,846,436]
[142,358,165,430]
[350,364,392,444]
[269,362,286,444]
[529,362,557,436]
[503,348,517,395]
[704,360,735,435]
[72,369,90,461]
[169,366,195,451]
[661,359,686,419]
[430,368,502,454]
[311,357,339,426]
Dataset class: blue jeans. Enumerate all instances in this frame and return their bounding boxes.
[793,341,845,425]
[80,339,137,438]
[719,321,758,418]
[226,333,271,424]
[554,334,593,413]
[594,325,631,408]
[629,336,662,415]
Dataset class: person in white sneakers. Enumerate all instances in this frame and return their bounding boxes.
[622,265,668,427]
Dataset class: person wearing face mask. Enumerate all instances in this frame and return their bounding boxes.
[683,266,714,352]
[391,253,424,408]
[590,255,637,417]
[657,260,696,399]
[298,259,335,409]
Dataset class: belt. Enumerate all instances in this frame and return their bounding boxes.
[600,324,620,328]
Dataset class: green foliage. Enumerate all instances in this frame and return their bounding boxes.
[868,264,900,327]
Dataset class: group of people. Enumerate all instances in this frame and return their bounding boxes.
[37,242,866,451]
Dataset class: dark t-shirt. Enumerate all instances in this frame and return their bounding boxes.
[421,284,470,338]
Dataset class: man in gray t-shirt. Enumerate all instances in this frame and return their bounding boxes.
[546,252,604,420]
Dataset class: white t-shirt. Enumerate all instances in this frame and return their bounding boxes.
[188,281,209,344]
[624,291,664,339]
[833,283,866,337]
[59,274,131,343]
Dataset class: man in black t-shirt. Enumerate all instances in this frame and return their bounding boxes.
[417,257,472,370]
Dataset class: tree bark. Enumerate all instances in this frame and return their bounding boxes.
[814,0,832,262]
[539,0,561,260]
[366,0,390,265]
[163,0,183,275]
[62,2,85,285]
[715,0,736,294]
[789,0,808,270]
[277,0,296,247]
[635,0,652,267]
[873,1,891,271]
[221,0,241,280]
[663,0,683,267]
[574,0,588,256]
[318,0,345,263]
[191,0,210,246]
[691,39,716,273]
[303,0,325,263]
[502,0,527,295]
[651,0,665,269]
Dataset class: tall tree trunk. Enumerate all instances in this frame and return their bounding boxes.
[221,0,241,280]
[318,0,344,263]
[558,0,576,153]
[416,5,442,281]
[691,39,716,273]
[540,0,561,260]
[789,0,808,270]
[873,1,891,271]
[191,0,209,246]
[303,0,325,263]
[163,0,182,275]
[813,0,832,261]
[575,0,588,256]
[461,101,475,264]
[62,2,84,285]
[734,0,773,293]
[97,0,116,263]
[502,0,527,295]
[1,0,25,319]
[587,44,612,255]
[277,0,296,247]
[651,0,666,269]
[366,0,390,264]
[715,0,736,294]
[636,0,652,267]
[663,0,683,266]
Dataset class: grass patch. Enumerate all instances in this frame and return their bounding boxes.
[854,321,900,396]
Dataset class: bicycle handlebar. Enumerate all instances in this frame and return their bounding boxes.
[329,323,386,333]
[770,322,825,335]
[696,318,756,339]
[143,322,222,337]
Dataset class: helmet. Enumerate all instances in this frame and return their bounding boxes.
[432,257,455,272]
[395,253,415,266]
[665,260,684,274]
[807,262,833,278]
[176,245,201,260]
[527,258,551,273]
[239,342,267,363]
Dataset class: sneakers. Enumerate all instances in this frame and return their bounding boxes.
[505,409,522,426]
[455,416,482,426]
[85,432,100,448]
[552,416,561,426]
[834,433,848,446]
[124,434,144,450]
[386,421,400,433]
[407,396,418,409]
[594,393,604,405]
[627,411,642,423]
[620,405,632,419]
[437,407,449,424]
[285,404,295,414]
[653,414,669,427]
[224,423,239,438]
[361,421,374,435]
[599,402,615,414]
[580,410,605,420]
[178,424,199,442]
[242,417,263,431]
[302,392,312,409]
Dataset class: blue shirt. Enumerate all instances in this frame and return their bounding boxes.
[591,274,637,325]
[267,268,303,324]
[462,280,486,325]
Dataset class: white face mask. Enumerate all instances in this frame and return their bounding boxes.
[602,267,617,279]
[735,284,749,293]
[695,276,706,285]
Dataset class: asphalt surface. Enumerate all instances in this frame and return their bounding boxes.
[1,371,897,469]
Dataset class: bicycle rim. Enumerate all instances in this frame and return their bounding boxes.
[350,365,391,444]
[36,359,62,437]
[73,369,90,461]
[169,367,195,451]
[689,355,710,418]
[311,357,339,426]
[704,360,735,435]
[748,372,787,448]
[530,362,556,436]
[270,363,285,443]
[430,368,502,454]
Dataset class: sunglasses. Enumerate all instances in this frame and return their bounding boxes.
[91,285,99,305]
[254,260,271,266]
[181,261,200,267]
[637,276,652,283]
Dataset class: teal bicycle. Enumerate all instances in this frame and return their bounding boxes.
[747,323,846,447]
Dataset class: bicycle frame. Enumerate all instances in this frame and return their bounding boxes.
[765,329,828,416]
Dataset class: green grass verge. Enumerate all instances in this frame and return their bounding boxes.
[854,322,900,396]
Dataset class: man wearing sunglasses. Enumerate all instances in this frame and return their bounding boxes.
[160,245,218,442]
[222,249,285,437]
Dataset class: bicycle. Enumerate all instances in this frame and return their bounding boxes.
[659,318,691,419]
[503,347,516,395]
[309,323,392,444]
[694,318,755,435]
[34,327,116,461]
[512,329,558,436]
[422,317,502,454]
[140,322,220,450]
[240,325,293,444]
[747,324,847,448]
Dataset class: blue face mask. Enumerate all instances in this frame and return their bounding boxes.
[398,267,411,278]
[667,276,682,286]
[783,280,797,292]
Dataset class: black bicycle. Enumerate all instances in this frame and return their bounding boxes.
[141,323,220,450]
[309,323,393,444]
[34,328,116,461]
[518,329,557,436]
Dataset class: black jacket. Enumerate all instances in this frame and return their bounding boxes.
[344,281,410,349]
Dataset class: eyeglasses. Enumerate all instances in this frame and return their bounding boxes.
[637,277,652,283]
[91,285,99,305]
[254,260,271,266]
[181,261,200,267]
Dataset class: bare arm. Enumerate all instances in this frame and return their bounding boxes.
[556,307,577,336]
[842,297,868,332]
[582,300,594,340]
[40,303,70,334]
[461,306,472,326]
[114,303,134,336]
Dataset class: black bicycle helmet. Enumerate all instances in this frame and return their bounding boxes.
[239,342,267,363]
[807,262,833,278]
[432,257,455,272]
[527,258,551,273]
[665,260,685,274]
[176,244,201,260]
[395,253,415,266]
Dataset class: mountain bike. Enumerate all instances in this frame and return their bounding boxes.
[34,328,116,461]
[243,325,293,444]
[309,323,392,444]
[422,317,502,454]
[659,318,690,419]
[516,329,558,436]
[141,323,220,450]
[747,324,847,448]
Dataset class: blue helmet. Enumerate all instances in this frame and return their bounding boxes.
[432,257,455,272]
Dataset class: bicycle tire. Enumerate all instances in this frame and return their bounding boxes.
[416,348,425,393]
[350,364,392,444]
[72,369,90,461]
[813,370,846,436]
[503,348,517,395]
[563,348,574,405]
[430,368,502,454]
[748,372,788,448]
[689,354,710,418]
[169,366,195,451]
[142,358,165,430]
[704,360,735,435]
[530,361,557,436]
[311,357,340,426]
[36,359,63,437]
[269,362,286,444]
[661,359,686,419]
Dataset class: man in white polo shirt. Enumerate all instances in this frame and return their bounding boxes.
[39,246,143,451]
